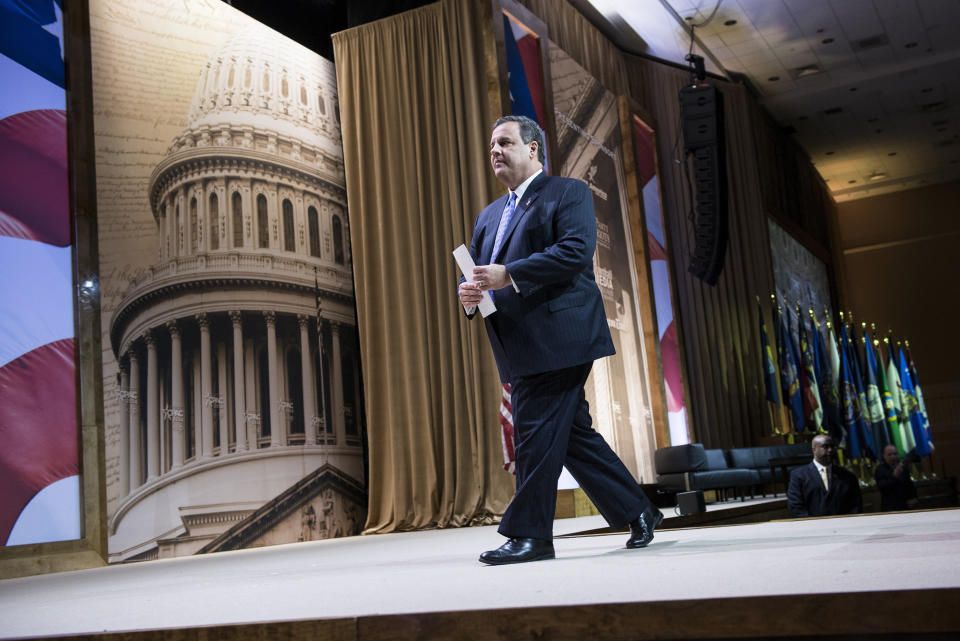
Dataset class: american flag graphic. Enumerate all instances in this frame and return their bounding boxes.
[0,0,81,546]
[499,382,515,474]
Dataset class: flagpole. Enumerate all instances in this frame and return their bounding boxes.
[809,307,827,435]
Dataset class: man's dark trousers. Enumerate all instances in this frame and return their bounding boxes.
[498,362,652,540]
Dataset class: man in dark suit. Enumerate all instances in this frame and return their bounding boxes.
[787,434,862,517]
[875,444,919,511]
[458,115,660,565]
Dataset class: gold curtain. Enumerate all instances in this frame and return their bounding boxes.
[331,0,513,534]
[519,0,629,96]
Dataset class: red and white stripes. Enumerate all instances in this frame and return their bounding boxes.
[0,84,79,544]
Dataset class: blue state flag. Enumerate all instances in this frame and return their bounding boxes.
[839,324,862,459]
[846,326,876,459]
[0,0,64,89]
[759,304,779,405]
[775,307,803,431]
[906,347,934,453]
[898,347,932,458]
[863,331,890,450]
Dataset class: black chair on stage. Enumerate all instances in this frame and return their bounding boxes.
[654,443,757,502]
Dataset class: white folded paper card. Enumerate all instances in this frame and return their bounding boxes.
[452,244,496,317]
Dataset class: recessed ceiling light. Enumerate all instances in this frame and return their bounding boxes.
[822,38,835,44]
[724,19,738,26]
[868,172,887,181]
[768,76,780,81]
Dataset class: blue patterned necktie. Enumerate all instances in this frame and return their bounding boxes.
[491,192,517,260]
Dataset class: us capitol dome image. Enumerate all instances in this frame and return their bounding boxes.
[108,23,366,562]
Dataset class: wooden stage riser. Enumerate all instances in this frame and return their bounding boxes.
[41,589,960,641]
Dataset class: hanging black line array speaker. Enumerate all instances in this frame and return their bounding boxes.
[679,83,727,286]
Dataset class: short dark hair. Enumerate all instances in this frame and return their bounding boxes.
[493,115,545,164]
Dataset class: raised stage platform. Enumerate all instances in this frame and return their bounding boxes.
[1,507,959,640]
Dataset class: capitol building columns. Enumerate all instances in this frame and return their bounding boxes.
[264,311,282,448]
[118,364,131,498]
[230,311,247,452]
[167,320,185,470]
[128,352,141,490]
[198,313,215,459]
[114,312,360,498]
[146,332,160,482]
[330,321,346,447]
[298,315,317,447]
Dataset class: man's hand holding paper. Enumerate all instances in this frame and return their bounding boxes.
[471,264,510,291]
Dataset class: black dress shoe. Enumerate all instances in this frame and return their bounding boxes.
[626,507,664,549]
[479,537,555,565]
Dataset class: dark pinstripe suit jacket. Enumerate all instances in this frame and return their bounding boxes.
[787,462,863,517]
[466,173,614,382]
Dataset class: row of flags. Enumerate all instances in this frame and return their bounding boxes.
[759,297,934,462]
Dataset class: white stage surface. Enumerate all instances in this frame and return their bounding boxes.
[2,507,959,640]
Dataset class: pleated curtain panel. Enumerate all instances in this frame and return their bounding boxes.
[332,0,513,534]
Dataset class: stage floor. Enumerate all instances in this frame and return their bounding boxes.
[2,508,959,639]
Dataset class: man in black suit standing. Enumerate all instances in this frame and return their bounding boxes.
[458,115,661,565]
[787,434,862,517]
[875,444,919,511]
